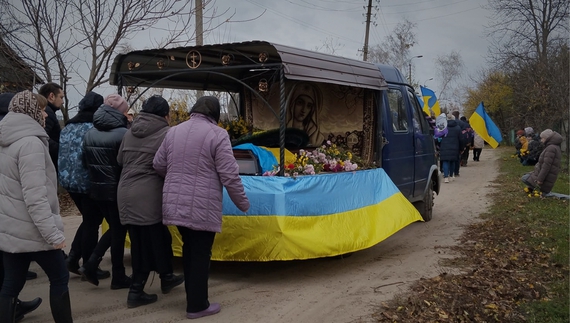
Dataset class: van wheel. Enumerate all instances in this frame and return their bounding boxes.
[415,184,434,222]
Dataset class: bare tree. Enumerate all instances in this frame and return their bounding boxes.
[367,19,418,75]
[314,37,344,55]
[434,51,464,103]
[0,0,238,121]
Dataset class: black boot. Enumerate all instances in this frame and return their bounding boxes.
[160,273,184,294]
[15,297,42,322]
[110,273,132,290]
[78,254,102,286]
[50,291,73,323]
[0,296,17,323]
[127,274,157,308]
[65,250,81,275]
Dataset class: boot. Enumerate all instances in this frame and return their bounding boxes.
[0,296,17,323]
[50,291,73,323]
[110,274,132,290]
[127,273,157,308]
[15,297,42,322]
[80,267,110,281]
[78,254,102,286]
[160,273,184,294]
[65,250,81,275]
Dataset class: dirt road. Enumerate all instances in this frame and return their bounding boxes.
[20,148,500,323]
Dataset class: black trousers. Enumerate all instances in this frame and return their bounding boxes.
[1,250,69,298]
[473,148,482,161]
[177,227,215,313]
[68,192,104,263]
[91,201,127,276]
[128,223,174,279]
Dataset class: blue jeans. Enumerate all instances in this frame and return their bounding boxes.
[442,160,456,178]
[1,249,69,298]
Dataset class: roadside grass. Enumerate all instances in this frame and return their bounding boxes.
[374,147,569,322]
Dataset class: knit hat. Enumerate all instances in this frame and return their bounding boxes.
[540,129,554,141]
[79,91,104,112]
[104,94,128,114]
[141,95,170,117]
[446,113,455,120]
[190,96,221,123]
[8,90,45,127]
[516,129,525,136]
[524,127,534,136]
[0,92,15,116]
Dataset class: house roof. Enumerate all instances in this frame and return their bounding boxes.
[0,37,44,88]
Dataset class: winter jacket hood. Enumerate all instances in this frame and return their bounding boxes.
[0,112,49,146]
[130,112,168,139]
[94,105,128,131]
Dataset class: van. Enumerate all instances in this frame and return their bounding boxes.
[110,41,440,260]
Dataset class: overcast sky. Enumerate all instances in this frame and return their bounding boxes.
[79,0,491,112]
[203,0,491,99]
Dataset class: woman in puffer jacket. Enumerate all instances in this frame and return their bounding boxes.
[521,129,563,194]
[153,96,249,319]
[0,91,72,322]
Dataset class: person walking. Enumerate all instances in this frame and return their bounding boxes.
[472,131,484,161]
[80,94,131,289]
[438,114,463,183]
[153,96,250,319]
[38,82,64,172]
[0,91,72,322]
[58,92,110,280]
[521,129,563,195]
[117,95,184,308]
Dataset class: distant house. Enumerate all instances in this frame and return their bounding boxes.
[0,37,43,92]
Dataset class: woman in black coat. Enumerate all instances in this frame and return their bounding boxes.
[438,115,463,183]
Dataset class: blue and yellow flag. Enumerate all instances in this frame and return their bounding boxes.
[420,86,441,116]
[469,102,502,148]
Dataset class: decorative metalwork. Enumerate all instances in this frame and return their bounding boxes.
[258,52,268,63]
[156,59,165,69]
[186,50,202,69]
[221,54,232,66]
[127,62,140,71]
[126,86,136,94]
[258,79,269,92]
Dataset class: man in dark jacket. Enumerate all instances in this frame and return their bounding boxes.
[80,94,131,289]
[38,82,64,171]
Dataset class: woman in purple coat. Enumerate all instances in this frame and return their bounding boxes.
[153,96,250,319]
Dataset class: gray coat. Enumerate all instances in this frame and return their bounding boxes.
[117,112,169,226]
[0,112,65,253]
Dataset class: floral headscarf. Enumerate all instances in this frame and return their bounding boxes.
[8,90,45,127]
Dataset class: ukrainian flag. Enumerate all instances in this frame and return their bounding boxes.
[420,86,441,116]
[200,168,423,261]
[469,102,502,148]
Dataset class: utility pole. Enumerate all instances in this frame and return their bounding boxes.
[195,0,204,98]
[362,0,373,61]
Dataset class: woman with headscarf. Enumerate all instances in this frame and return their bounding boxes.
[153,96,250,319]
[521,129,563,195]
[0,91,73,322]
[286,82,325,146]
[117,95,184,308]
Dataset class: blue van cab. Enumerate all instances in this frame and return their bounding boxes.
[110,41,440,222]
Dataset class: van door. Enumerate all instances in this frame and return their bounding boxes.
[381,85,414,198]
[407,89,433,199]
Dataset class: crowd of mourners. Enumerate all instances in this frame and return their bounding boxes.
[0,83,249,322]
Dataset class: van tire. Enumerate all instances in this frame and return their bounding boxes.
[415,184,434,222]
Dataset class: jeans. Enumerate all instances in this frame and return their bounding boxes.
[521,173,534,189]
[442,160,456,178]
[1,250,69,298]
[177,226,215,313]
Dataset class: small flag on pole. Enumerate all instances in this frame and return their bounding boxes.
[469,102,502,148]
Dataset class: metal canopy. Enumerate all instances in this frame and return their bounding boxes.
[109,40,388,92]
